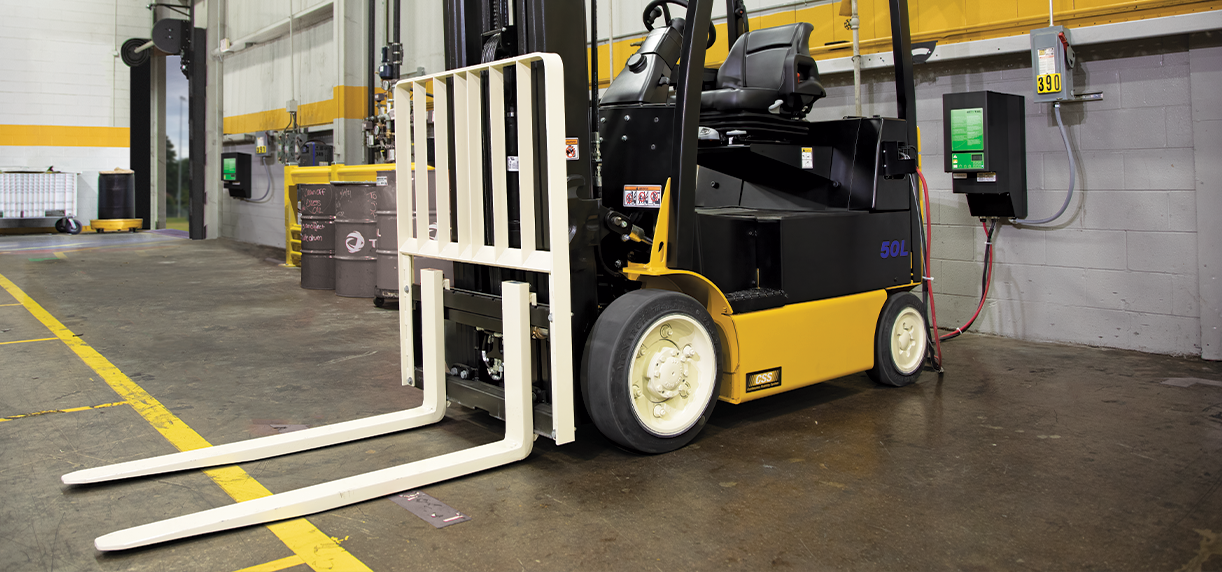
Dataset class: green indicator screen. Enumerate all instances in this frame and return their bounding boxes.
[950,108,985,152]
[222,157,237,181]
[951,152,985,171]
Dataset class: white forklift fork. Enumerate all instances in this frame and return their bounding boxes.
[61,53,575,551]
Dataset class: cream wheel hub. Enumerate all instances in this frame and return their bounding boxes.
[629,314,716,436]
[890,306,926,375]
[647,347,690,400]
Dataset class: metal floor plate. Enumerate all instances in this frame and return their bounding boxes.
[390,491,471,528]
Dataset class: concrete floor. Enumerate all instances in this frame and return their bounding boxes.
[1,232,1220,572]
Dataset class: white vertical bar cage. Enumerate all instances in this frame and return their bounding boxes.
[393,53,576,444]
[0,172,76,220]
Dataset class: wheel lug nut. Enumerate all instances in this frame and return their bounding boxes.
[653,404,666,418]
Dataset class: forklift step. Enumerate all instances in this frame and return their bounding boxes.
[724,288,788,313]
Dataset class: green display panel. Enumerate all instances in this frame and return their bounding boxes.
[951,152,985,170]
[222,157,237,181]
[950,108,984,152]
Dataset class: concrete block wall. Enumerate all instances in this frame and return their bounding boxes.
[1190,36,1222,359]
[809,33,1218,356]
[0,0,149,222]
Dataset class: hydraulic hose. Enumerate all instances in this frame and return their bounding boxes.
[1016,102,1074,225]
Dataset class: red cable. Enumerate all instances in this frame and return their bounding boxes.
[940,220,994,341]
[916,169,943,368]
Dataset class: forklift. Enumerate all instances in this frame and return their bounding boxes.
[62,0,928,550]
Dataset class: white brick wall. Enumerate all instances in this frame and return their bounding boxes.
[0,0,148,128]
[222,16,336,118]
[811,34,1215,356]
[0,0,148,223]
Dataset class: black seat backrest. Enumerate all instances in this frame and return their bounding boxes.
[709,22,825,117]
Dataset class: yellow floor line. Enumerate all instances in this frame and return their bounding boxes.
[0,337,57,346]
[0,401,128,423]
[0,303,21,307]
[0,272,372,572]
[233,555,307,572]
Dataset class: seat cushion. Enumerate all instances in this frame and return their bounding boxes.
[700,87,781,113]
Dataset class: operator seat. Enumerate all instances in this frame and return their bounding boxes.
[700,23,825,118]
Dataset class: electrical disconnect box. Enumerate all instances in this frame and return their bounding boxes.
[943,91,1028,219]
[1031,26,1076,103]
[222,152,252,198]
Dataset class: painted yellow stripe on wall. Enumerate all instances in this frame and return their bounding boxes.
[587,0,1216,86]
[0,272,372,572]
[224,86,382,135]
[0,125,129,147]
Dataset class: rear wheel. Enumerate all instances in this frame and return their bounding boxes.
[868,292,928,387]
[582,289,721,454]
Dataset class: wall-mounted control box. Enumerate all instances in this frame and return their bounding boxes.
[1031,26,1076,103]
[943,91,1028,219]
[222,152,252,198]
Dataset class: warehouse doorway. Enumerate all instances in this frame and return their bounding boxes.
[166,55,191,234]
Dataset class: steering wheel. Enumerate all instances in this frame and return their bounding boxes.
[642,0,717,49]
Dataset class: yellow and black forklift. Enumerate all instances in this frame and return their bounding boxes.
[62,0,930,550]
[421,0,929,453]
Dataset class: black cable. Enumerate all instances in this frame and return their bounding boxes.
[242,156,276,203]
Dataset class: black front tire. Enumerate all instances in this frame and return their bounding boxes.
[582,289,721,454]
[867,291,928,387]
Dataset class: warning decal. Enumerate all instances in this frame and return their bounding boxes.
[565,138,579,160]
[623,185,663,208]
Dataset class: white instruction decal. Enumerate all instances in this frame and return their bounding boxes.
[977,172,998,183]
[507,156,520,172]
[1038,47,1056,76]
[801,147,814,169]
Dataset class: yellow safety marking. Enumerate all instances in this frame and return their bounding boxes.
[224,85,383,134]
[233,555,306,572]
[0,124,130,147]
[0,337,56,346]
[0,272,372,572]
[55,251,67,260]
[0,401,128,424]
[0,303,21,306]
